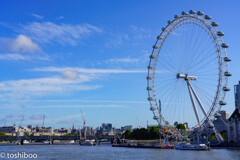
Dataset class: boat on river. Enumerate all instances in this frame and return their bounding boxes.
[175,143,209,150]
[80,140,96,146]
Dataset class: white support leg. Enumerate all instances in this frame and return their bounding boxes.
[188,81,223,143]
[186,80,201,127]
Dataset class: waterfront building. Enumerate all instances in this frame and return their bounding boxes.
[235,81,240,110]
[227,109,240,143]
[183,122,188,129]
[227,81,240,143]
[0,126,18,136]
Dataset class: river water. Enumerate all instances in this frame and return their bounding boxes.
[1,143,240,160]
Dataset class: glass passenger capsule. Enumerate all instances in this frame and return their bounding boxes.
[153,116,159,120]
[150,55,155,59]
[211,22,219,27]
[217,31,224,36]
[197,11,204,16]
[153,45,158,49]
[148,97,153,101]
[223,86,230,91]
[224,71,232,76]
[150,107,156,111]
[204,15,212,20]
[207,124,214,128]
[174,15,180,18]
[219,101,227,105]
[181,11,188,15]
[146,76,152,80]
[221,43,229,48]
[214,113,221,118]
[189,10,196,14]
[146,87,152,91]
[148,65,153,69]
[157,36,162,40]
[224,57,231,62]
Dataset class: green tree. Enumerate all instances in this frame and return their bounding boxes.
[149,126,159,139]
[176,124,186,130]
[220,130,227,140]
[24,132,30,136]
[0,132,6,136]
[123,129,132,139]
[131,128,150,140]
[66,132,78,136]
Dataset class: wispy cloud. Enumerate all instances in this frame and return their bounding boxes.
[29,115,44,120]
[104,25,157,48]
[0,75,101,99]
[28,104,124,109]
[31,67,147,74]
[31,13,43,19]
[21,22,102,45]
[0,53,29,60]
[109,58,139,63]
[56,120,74,124]
[0,53,49,61]
[56,16,64,20]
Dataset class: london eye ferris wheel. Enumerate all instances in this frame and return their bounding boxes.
[147,10,231,142]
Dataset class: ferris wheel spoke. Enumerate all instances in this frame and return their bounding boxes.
[185,25,206,63]
[188,49,216,71]
[188,56,217,73]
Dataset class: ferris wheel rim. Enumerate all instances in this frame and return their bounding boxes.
[147,11,229,131]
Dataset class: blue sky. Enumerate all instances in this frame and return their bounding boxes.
[0,0,239,129]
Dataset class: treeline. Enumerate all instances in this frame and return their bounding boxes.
[123,127,160,140]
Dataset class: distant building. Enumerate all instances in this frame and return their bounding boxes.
[219,110,229,120]
[121,125,132,131]
[183,122,188,129]
[100,123,112,132]
[213,110,229,135]
[82,126,96,136]
[0,126,18,135]
[235,81,240,110]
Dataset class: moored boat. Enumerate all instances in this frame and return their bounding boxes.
[175,143,209,150]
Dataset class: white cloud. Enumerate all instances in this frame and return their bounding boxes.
[31,67,147,74]
[31,13,43,19]
[109,58,139,63]
[0,53,29,60]
[0,76,101,98]
[0,53,49,61]
[7,35,41,53]
[61,70,79,80]
[21,22,102,45]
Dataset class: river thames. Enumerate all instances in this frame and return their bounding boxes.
[1,143,240,160]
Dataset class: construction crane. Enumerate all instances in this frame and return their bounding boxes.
[80,109,86,140]
[42,114,45,128]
